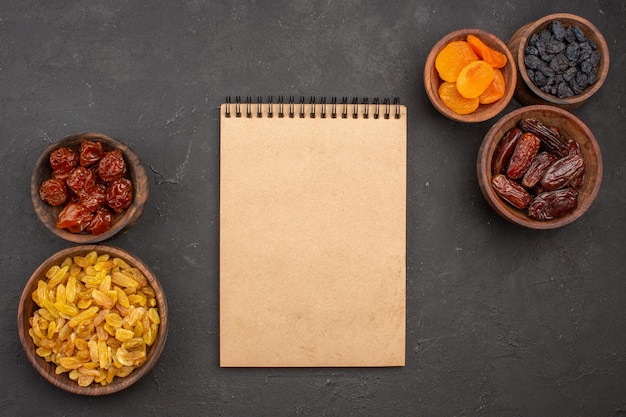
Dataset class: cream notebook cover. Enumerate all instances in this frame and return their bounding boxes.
[219,97,406,367]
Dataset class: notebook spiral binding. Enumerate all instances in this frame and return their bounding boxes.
[224,96,402,119]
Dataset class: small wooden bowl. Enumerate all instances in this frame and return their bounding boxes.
[31,133,148,243]
[17,245,168,395]
[477,105,602,229]
[424,28,517,123]
[508,13,610,110]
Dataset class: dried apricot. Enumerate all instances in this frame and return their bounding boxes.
[435,41,478,82]
[478,68,506,104]
[438,81,480,115]
[456,60,495,99]
[466,34,507,68]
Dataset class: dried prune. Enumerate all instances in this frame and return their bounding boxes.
[528,188,578,220]
[66,166,96,195]
[80,140,105,167]
[87,208,114,235]
[80,182,107,211]
[39,178,68,206]
[50,147,79,174]
[492,174,532,209]
[99,150,126,182]
[56,203,94,232]
[506,132,541,179]
[106,178,133,213]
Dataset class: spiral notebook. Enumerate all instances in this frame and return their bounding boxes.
[219,96,407,367]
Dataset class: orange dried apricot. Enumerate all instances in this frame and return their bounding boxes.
[456,60,495,99]
[478,68,506,104]
[435,40,478,82]
[438,81,480,115]
[466,34,507,69]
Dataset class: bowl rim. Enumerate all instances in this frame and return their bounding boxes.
[477,104,603,229]
[31,132,149,244]
[424,28,517,123]
[514,12,610,106]
[17,244,168,395]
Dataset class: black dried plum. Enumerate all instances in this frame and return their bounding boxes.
[533,71,547,87]
[563,66,577,81]
[524,54,542,69]
[576,72,588,86]
[557,82,574,98]
[580,59,593,73]
[590,51,601,66]
[546,40,565,54]
[525,45,538,55]
[549,54,570,72]
[572,25,585,42]
[538,64,554,77]
[565,43,579,61]
[551,21,565,40]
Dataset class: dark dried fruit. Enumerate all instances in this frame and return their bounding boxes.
[39,178,68,206]
[518,118,569,157]
[540,154,585,191]
[524,20,601,98]
[528,188,578,220]
[492,127,522,175]
[521,152,559,189]
[492,174,532,209]
[506,132,541,179]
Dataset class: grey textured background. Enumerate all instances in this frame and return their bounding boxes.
[1,1,625,416]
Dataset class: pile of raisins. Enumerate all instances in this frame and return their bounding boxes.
[491,118,585,221]
[524,21,601,98]
[39,140,133,235]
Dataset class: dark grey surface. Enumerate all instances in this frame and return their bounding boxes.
[1,1,625,416]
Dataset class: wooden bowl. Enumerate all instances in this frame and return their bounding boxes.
[424,28,517,123]
[17,245,168,395]
[31,132,148,243]
[477,105,602,229]
[508,13,610,110]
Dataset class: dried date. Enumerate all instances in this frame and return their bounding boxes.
[492,174,532,209]
[521,151,558,189]
[492,127,522,175]
[506,132,541,179]
[528,188,578,220]
[540,154,584,191]
[518,118,569,157]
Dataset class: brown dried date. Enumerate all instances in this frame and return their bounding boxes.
[528,188,578,220]
[540,154,584,191]
[492,127,522,175]
[521,151,558,189]
[506,132,541,179]
[518,118,569,157]
[492,174,532,209]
